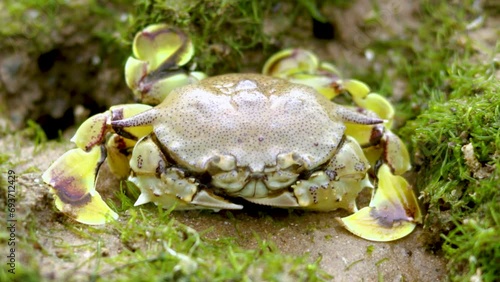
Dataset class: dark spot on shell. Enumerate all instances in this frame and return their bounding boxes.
[137,155,143,169]
[325,170,337,181]
[309,185,319,204]
[113,135,128,150]
[354,163,365,172]
[112,108,124,121]
[369,125,384,146]
[155,160,165,175]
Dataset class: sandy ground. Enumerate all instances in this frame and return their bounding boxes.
[177,211,446,281]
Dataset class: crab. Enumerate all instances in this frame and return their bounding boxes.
[42,24,421,242]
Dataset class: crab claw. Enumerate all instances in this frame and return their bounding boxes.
[337,164,422,242]
[70,104,152,151]
[43,103,156,224]
[70,112,109,152]
[344,125,411,176]
[42,146,118,225]
[262,48,342,100]
[263,48,322,77]
[342,80,395,127]
[125,24,207,104]
[382,130,412,175]
[133,24,194,71]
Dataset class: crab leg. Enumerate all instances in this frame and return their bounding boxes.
[292,136,373,212]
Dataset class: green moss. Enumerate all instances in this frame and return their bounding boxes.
[357,0,489,120]
[24,120,48,152]
[0,263,42,282]
[403,63,499,222]
[406,89,499,280]
[392,2,499,280]
[442,204,500,281]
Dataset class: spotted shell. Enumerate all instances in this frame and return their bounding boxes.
[122,73,346,173]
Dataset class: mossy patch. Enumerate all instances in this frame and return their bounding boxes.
[402,63,499,280]
[388,1,500,280]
